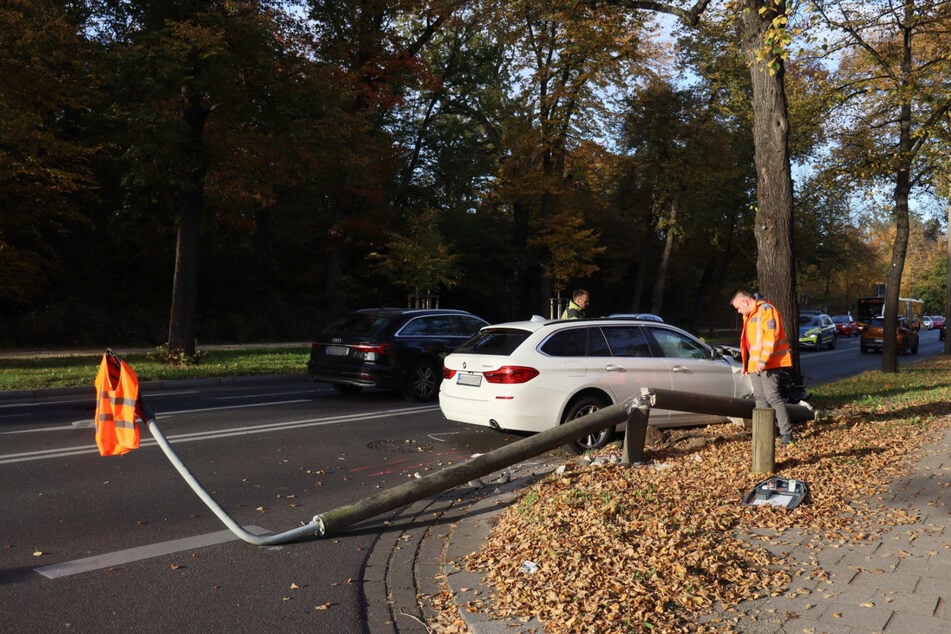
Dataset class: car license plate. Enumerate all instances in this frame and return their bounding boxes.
[457,373,482,387]
[324,345,349,356]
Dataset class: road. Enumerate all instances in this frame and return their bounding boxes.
[0,328,943,632]
[0,378,519,633]
[796,327,944,388]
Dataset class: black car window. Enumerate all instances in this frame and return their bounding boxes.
[455,329,530,355]
[602,326,651,357]
[646,326,709,359]
[397,317,427,336]
[322,314,390,337]
[588,328,611,357]
[427,316,455,335]
[540,328,588,356]
[454,315,488,334]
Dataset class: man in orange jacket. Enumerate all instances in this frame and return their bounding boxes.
[731,290,795,445]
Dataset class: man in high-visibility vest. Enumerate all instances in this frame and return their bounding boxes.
[731,290,795,445]
[561,289,590,319]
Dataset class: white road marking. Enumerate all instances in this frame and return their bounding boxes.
[34,526,271,579]
[0,405,440,464]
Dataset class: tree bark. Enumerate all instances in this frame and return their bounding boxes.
[946,198,951,355]
[880,0,917,373]
[167,91,209,358]
[740,0,800,378]
[651,198,677,315]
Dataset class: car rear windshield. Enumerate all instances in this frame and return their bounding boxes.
[454,328,531,355]
[321,313,392,337]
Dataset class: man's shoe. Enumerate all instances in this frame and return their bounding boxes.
[780,434,794,446]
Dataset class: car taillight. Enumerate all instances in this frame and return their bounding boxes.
[351,343,390,360]
[443,367,457,380]
[483,366,539,384]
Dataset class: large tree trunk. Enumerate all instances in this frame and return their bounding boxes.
[741,0,801,378]
[167,93,209,358]
[881,7,916,372]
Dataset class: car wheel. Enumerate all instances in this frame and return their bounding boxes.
[404,359,440,402]
[828,334,836,350]
[561,394,614,455]
[860,343,868,353]
[332,384,362,395]
[911,336,919,354]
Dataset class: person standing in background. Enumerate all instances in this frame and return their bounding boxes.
[561,289,589,319]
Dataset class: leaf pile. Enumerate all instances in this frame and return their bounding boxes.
[441,357,951,633]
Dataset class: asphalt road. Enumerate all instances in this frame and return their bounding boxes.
[0,329,943,632]
[0,377,519,633]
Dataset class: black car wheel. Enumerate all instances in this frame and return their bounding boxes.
[828,334,836,350]
[561,394,614,455]
[404,359,440,402]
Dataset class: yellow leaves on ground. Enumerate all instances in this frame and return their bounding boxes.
[462,408,949,633]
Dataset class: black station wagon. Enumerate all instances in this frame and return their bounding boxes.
[307,308,488,402]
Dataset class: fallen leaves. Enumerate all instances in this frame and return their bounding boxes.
[459,402,951,633]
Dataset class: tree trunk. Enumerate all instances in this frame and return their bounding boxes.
[741,0,800,379]
[166,92,209,358]
[946,198,951,355]
[881,2,917,373]
[651,198,677,315]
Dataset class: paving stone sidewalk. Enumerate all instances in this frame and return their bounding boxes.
[700,423,951,633]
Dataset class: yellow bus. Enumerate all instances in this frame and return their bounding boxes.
[855,296,924,331]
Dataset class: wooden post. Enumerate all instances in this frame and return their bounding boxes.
[622,403,651,464]
[751,407,775,474]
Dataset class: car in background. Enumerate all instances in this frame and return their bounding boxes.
[860,316,919,354]
[307,308,488,402]
[922,316,934,330]
[798,312,837,350]
[608,313,664,322]
[930,315,945,330]
[439,317,752,454]
[831,314,858,337]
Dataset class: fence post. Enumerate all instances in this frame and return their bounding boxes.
[751,407,775,474]
[622,401,651,464]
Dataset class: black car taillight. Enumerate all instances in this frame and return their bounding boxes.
[351,343,391,360]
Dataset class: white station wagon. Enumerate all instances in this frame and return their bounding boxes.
[439,317,753,453]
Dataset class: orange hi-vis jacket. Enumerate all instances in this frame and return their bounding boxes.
[94,353,142,456]
[740,299,793,373]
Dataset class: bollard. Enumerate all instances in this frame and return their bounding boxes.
[622,402,651,464]
[751,408,775,474]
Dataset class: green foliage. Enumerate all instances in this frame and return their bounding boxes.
[0,0,97,304]
[368,208,462,296]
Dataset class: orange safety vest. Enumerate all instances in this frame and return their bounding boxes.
[740,299,793,373]
[94,353,142,456]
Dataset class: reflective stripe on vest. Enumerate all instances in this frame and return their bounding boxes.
[94,353,142,456]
